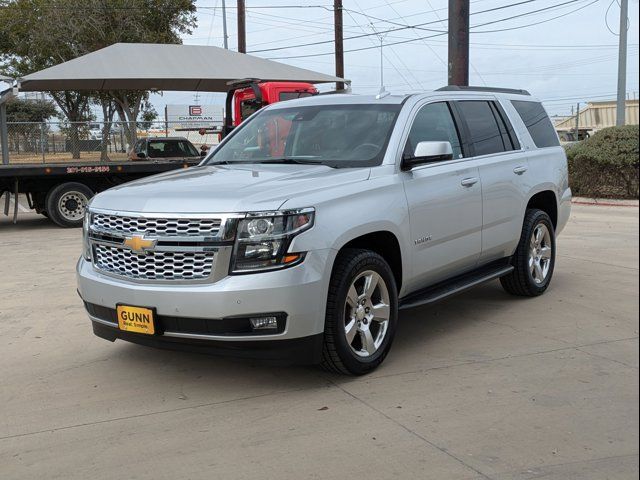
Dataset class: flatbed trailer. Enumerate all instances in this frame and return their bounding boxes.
[0,159,201,227]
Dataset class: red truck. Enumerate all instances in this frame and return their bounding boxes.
[232,81,317,126]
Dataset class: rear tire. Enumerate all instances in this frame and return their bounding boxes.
[501,209,556,296]
[321,249,398,375]
[46,182,93,228]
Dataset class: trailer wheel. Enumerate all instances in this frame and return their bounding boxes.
[46,182,93,228]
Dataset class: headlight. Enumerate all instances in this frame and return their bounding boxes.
[231,208,314,273]
[82,210,92,261]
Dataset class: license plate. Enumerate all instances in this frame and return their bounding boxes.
[116,305,155,335]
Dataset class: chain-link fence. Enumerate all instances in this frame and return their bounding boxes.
[3,120,223,164]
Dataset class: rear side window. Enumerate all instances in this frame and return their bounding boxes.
[511,101,560,148]
[456,101,508,156]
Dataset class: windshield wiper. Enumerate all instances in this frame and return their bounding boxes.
[252,158,334,167]
[208,160,229,165]
[208,158,336,168]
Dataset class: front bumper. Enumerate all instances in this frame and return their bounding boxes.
[91,322,324,364]
[76,249,334,362]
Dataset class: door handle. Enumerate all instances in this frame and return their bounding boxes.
[460,177,479,187]
[513,166,528,175]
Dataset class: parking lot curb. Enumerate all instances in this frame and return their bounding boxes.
[572,197,639,207]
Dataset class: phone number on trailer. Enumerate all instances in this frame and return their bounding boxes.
[66,166,111,174]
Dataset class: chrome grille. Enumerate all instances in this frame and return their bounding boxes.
[92,213,221,237]
[94,244,214,280]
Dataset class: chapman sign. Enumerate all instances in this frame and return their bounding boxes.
[165,104,224,128]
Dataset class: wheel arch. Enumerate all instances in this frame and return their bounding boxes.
[526,189,558,229]
[335,230,404,292]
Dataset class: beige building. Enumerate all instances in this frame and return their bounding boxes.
[555,99,639,141]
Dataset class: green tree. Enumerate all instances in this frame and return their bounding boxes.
[0,0,197,157]
[5,97,57,123]
[138,101,158,131]
[5,96,58,154]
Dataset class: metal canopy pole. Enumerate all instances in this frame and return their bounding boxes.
[0,84,12,217]
[0,82,14,165]
[0,102,8,165]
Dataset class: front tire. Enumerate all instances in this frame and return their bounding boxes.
[322,249,398,375]
[501,209,556,296]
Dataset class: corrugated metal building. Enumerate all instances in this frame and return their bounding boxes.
[555,99,639,132]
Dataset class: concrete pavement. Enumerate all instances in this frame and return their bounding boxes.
[0,204,638,479]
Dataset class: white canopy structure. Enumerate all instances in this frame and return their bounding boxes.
[18,43,347,92]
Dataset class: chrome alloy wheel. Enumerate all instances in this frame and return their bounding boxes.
[58,191,89,222]
[529,223,552,284]
[344,270,391,357]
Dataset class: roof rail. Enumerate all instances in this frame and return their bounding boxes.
[436,85,530,96]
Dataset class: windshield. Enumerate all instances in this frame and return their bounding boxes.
[204,103,401,168]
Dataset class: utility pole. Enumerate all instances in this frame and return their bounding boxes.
[237,0,246,53]
[616,0,628,126]
[221,0,228,49]
[448,0,470,86]
[574,102,580,141]
[334,0,344,91]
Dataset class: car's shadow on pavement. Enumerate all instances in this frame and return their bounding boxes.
[393,281,517,352]
[98,280,524,386]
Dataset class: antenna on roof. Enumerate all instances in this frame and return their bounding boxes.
[368,22,389,98]
[376,87,390,100]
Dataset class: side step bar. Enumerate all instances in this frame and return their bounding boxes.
[399,262,514,310]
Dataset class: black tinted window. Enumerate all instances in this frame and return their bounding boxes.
[177,141,199,156]
[457,101,506,156]
[405,102,463,159]
[241,100,261,120]
[511,101,560,148]
[279,92,313,101]
[490,102,520,150]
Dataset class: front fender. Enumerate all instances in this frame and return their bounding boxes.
[284,174,412,290]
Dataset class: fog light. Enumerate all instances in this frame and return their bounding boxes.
[250,316,279,330]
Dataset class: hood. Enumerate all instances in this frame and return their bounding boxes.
[90,164,370,213]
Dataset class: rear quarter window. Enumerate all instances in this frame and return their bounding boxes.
[511,101,560,148]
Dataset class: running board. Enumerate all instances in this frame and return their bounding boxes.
[399,262,514,310]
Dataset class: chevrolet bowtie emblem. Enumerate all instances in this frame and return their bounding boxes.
[123,234,157,254]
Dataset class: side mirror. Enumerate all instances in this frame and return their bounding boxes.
[402,141,453,170]
[137,152,146,159]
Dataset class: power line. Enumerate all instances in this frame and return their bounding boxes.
[473,0,600,33]
[264,0,598,59]
[249,0,557,53]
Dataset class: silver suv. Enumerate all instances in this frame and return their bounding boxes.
[77,87,571,375]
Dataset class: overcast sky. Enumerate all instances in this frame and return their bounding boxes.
[145,0,639,118]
